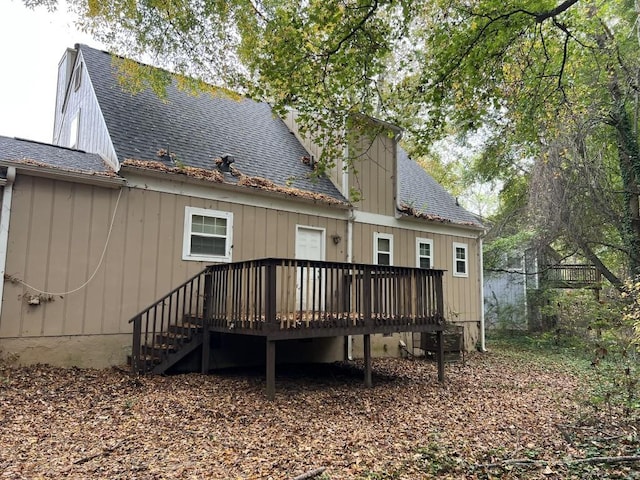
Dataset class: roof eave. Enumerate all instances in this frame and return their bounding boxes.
[395,209,485,233]
[0,160,124,189]
[119,164,352,210]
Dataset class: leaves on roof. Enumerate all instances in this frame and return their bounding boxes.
[236,173,349,206]
[399,202,478,227]
[123,159,349,206]
[122,159,224,182]
[11,158,117,177]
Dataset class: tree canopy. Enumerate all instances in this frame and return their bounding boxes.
[28,0,640,284]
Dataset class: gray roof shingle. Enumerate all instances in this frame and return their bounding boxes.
[75,45,480,227]
[79,45,346,202]
[397,148,483,228]
[0,136,114,175]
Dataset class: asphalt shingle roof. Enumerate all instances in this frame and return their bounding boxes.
[0,136,114,175]
[79,45,346,202]
[75,45,480,227]
[397,148,483,228]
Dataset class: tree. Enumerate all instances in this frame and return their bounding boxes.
[27,0,640,283]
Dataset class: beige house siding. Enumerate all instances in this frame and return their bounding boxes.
[1,173,350,366]
[349,129,397,217]
[1,168,482,367]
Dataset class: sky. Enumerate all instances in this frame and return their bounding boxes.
[0,1,100,143]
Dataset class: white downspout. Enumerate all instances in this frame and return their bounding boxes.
[0,167,17,320]
[479,236,487,352]
[347,208,354,360]
[344,136,355,360]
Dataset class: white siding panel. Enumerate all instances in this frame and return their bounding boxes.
[53,50,119,170]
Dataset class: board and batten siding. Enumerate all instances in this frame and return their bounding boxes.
[348,127,397,217]
[0,174,349,366]
[52,49,118,169]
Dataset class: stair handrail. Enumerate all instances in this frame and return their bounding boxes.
[130,265,213,373]
[128,266,213,324]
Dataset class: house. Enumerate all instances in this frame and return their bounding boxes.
[483,246,601,331]
[0,44,484,390]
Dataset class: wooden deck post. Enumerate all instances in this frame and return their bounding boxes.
[436,329,445,383]
[364,334,372,387]
[201,325,210,374]
[201,271,213,374]
[131,314,142,374]
[266,338,276,400]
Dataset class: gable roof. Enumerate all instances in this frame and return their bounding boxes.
[397,148,483,228]
[78,44,347,203]
[0,136,115,176]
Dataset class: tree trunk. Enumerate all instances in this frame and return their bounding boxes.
[612,102,640,277]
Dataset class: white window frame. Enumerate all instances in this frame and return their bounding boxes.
[373,232,394,266]
[69,110,80,149]
[416,237,434,269]
[182,206,233,262]
[452,242,469,278]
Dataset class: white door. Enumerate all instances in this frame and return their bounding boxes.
[295,226,325,311]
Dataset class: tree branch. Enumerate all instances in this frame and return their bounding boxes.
[324,0,379,57]
[435,0,581,88]
[534,0,580,23]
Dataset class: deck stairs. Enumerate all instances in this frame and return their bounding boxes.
[129,267,212,374]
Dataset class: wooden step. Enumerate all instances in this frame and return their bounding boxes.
[168,322,203,335]
[155,331,190,344]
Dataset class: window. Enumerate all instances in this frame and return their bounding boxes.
[452,242,468,277]
[374,233,393,266]
[183,206,233,262]
[69,111,80,149]
[416,237,434,269]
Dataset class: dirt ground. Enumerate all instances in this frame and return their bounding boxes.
[0,348,635,479]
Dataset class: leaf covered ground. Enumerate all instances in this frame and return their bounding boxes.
[1,344,638,479]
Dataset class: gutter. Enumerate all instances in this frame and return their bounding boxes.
[0,167,16,321]
[0,161,125,189]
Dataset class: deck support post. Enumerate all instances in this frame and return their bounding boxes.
[436,329,445,383]
[201,325,210,374]
[131,315,142,374]
[201,270,213,374]
[266,338,276,400]
[363,334,372,388]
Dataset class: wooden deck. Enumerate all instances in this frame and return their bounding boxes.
[130,258,447,399]
[541,264,601,289]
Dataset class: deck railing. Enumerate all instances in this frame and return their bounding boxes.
[206,258,445,332]
[129,267,211,373]
[541,264,601,288]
